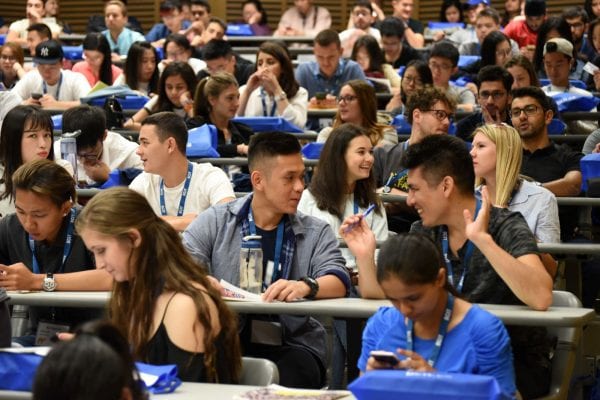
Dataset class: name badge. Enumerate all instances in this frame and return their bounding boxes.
[250,320,282,346]
[35,320,70,346]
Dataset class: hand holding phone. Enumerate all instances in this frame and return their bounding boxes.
[31,93,43,100]
[370,350,400,366]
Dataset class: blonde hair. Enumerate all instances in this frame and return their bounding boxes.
[473,124,522,207]
[75,187,241,383]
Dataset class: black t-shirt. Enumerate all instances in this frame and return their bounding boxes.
[455,112,513,141]
[521,142,583,240]
[0,212,101,332]
[373,141,408,188]
[391,44,423,69]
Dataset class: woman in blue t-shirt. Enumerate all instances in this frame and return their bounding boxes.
[356,233,516,397]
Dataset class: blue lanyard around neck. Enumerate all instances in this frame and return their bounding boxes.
[260,88,277,117]
[440,199,481,293]
[406,293,454,368]
[159,162,193,217]
[248,207,285,284]
[42,72,63,99]
[29,207,76,274]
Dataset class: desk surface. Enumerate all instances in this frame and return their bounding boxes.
[7,292,595,327]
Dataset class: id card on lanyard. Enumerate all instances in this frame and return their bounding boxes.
[260,88,277,117]
[159,162,193,216]
[248,208,284,290]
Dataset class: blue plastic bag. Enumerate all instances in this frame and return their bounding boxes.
[0,350,44,391]
[349,370,512,400]
[62,45,83,60]
[52,114,62,131]
[89,95,148,110]
[458,55,480,68]
[550,92,600,112]
[232,117,303,133]
[391,114,412,134]
[580,153,600,192]
[186,124,220,158]
[226,23,255,36]
[540,79,587,90]
[302,142,324,159]
[428,22,465,29]
[136,362,181,394]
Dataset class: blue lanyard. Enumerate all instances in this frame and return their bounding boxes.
[28,208,76,274]
[440,199,481,293]
[248,207,285,285]
[159,162,193,216]
[260,88,277,117]
[42,72,63,99]
[406,293,454,368]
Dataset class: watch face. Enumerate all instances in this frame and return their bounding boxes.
[43,277,56,292]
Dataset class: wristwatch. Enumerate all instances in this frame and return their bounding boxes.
[274,91,287,102]
[299,276,319,299]
[42,272,57,292]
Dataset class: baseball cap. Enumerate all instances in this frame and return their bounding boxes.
[543,38,573,59]
[524,0,546,17]
[465,0,489,7]
[34,40,64,65]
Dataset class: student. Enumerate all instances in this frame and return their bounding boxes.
[339,0,381,58]
[77,187,241,382]
[196,39,254,86]
[428,41,476,111]
[183,132,350,389]
[563,6,595,62]
[317,80,397,146]
[12,40,91,110]
[238,41,308,129]
[295,29,365,120]
[300,123,388,267]
[390,0,424,48]
[73,33,123,86]
[125,62,197,130]
[379,17,422,69]
[43,0,71,34]
[351,35,400,90]
[456,65,514,140]
[6,0,61,46]
[458,8,516,56]
[145,0,190,48]
[274,0,332,36]
[0,42,26,89]
[26,23,52,63]
[87,0,144,34]
[470,123,559,276]
[102,0,145,62]
[113,41,159,97]
[33,321,146,400]
[0,159,112,346]
[159,33,206,74]
[183,0,211,43]
[356,233,515,397]
[192,72,253,158]
[505,54,541,89]
[343,134,553,398]
[130,112,234,232]
[502,0,522,26]
[55,105,142,186]
[385,59,432,115]
[504,0,546,59]
[240,0,271,36]
[460,30,514,83]
[0,105,73,217]
[191,17,226,48]
[447,0,490,46]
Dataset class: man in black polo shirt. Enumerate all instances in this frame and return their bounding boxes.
[379,17,422,69]
[456,65,513,140]
[511,86,582,241]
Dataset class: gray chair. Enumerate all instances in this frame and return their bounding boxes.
[537,290,583,400]
[240,357,279,386]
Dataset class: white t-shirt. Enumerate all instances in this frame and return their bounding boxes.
[297,189,388,268]
[129,161,234,217]
[11,69,91,102]
[238,85,308,129]
[54,131,143,185]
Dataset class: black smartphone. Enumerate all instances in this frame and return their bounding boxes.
[315,92,326,101]
[370,350,400,366]
[31,93,43,100]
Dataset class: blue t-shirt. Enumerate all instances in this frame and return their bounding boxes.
[358,305,516,397]
[294,59,366,99]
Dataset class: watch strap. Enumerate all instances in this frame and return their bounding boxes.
[299,276,319,299]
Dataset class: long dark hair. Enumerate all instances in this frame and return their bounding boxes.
[256,41,298,98]
[309,123,381,219]
[76,187,242,383]
[125,42,159,94]
[586,0,600,20]
[400,59,433,105]
[480,30,510,67]
[82,33,113,84]
[351,34,385,74]
[242,0,268,24]
[440,0,463,23]
[533,16,573,74]
[0,106,55,201]
[155,62,197,112]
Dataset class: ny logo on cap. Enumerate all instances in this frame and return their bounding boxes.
[40,47,49,57]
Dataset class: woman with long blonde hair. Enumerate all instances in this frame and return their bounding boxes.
[76,187,242,383]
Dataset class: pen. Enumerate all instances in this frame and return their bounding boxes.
[343,203,376,234]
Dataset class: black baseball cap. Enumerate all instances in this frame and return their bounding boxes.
[34,40,64,65]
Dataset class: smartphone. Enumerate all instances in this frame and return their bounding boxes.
[31,93,43,100]
[370,350,400,366]
[315,92,326,101]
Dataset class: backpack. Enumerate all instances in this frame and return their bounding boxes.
[103,95,124,129]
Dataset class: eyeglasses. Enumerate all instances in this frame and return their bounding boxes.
[0,55,15,62]
[495,49,512,58]
[510,104,539,118]
[424,109,454,121]
[479,91,506,100]
[403,75,423,85]
[428,62,453,71]
[77,142,103,162]
[338,95,358,103]
[567,22,585,29]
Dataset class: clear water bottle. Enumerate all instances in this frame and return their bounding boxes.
[60,129,81,185]
[10,304,28,338]
[240,235,263,295]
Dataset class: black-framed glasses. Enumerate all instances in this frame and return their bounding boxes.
[337,95,358,103]
[479,91,506,100]
[510,104,539,118]
[424,109,454,121]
